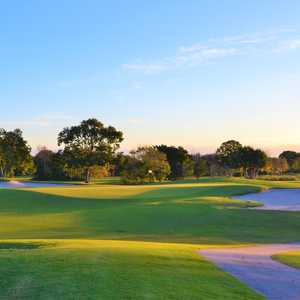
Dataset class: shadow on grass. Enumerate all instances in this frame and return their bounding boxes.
[0,184,262,211]
[0,242,51,250]
[0,183,300,245]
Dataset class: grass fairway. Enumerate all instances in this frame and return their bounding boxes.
[1,177,300,299]
[273,251,300,269]
[0,240,264,300]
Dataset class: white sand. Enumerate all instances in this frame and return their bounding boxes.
[233,189,300,211]
[199,243,300,300]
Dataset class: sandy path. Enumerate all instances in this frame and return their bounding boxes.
[199,243,300,300]
[233,189,300,211]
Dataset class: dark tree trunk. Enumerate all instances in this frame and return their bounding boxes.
[85,168,91,183]
[247,168,257,179]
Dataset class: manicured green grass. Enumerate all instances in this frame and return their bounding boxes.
[1,177,300,299]
[273,251,300,269]
[1,179,300,243]
[0,240,264,300]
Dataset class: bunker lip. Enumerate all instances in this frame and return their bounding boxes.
[232,188,300,211]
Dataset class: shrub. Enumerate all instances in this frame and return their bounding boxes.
[121,146,170,184]
[258,175,298,181]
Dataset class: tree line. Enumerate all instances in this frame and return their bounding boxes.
[0,118,299,183]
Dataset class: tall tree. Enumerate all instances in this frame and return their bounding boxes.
[200,154,227,176]
[216,140,243,172]
[240,146,267,178]
[111,152,130,176]
[58,118,123,183]
[156,145,191,179]
[0,129,32,177]
[192,154,207,179]
[34,148,56,180]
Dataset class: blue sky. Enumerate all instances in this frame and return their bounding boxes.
[1,1,300,156]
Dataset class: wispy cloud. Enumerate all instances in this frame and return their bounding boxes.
[220,32,279,44]
[175,47,239,66]
[123,47,239,74]
[123,30,299,74]
[287,39,300,50]
[274,39,300,52]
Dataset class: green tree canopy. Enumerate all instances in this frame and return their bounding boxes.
[192,154,207,178]
[34,147,58,180]
[156,145,191,179]
[0,129,32,177]
[240,146,267,178]
[279,151,300,168]
[122,146,170,184]
[58,118,123,183]
[216,140,243,170]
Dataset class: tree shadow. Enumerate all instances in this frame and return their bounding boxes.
[0,184,300,245]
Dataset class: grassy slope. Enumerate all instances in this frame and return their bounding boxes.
[272,251,300,269]
[0,240,264,300]
[1,177,300,299]
[1,178,300,243]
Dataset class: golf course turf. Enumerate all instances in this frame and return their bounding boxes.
[273,251,300,270]
[1,177,300,299]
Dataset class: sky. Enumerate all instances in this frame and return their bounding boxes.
[1,1,300,156]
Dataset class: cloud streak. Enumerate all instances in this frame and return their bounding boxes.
[123,30,299,74]
[274,39,300,52]
[175,47,239,66]
[123,46,240,74]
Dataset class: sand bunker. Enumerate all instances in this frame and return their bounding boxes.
[199,243,300,300]
[233,189,300,211]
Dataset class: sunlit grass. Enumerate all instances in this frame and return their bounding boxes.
[0,177,300,298]
[0,179,299,243]
[0,239,264,300]
[272,251,300,269]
